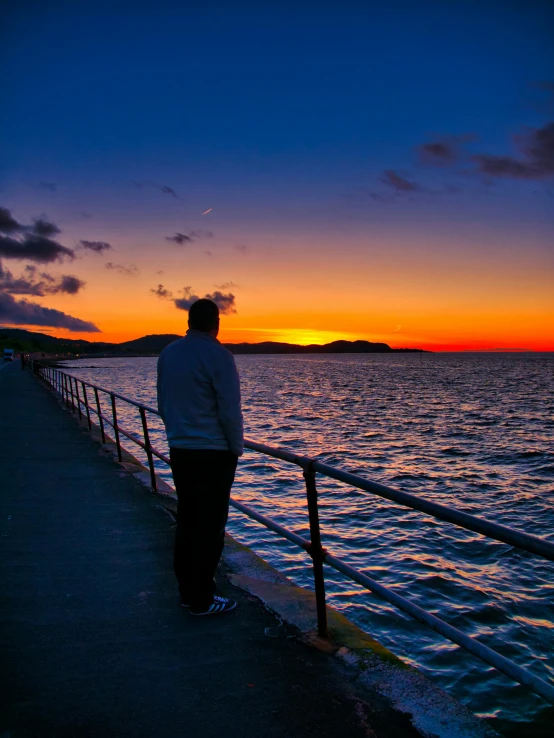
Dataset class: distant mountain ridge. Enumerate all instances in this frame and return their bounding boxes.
[0,328,427,355]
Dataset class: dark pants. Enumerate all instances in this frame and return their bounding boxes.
[170,448,238,608]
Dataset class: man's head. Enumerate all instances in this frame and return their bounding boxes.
[188,299,220,336]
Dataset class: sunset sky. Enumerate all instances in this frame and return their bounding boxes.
[1,1,553,351]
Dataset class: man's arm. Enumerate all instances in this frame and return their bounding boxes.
[212,351,244,456]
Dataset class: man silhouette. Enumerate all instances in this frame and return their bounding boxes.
[157,299,243,615]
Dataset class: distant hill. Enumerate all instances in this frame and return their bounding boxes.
[227,340,396,354]
[0,328,427,355]
[117,334,182,353]
[0,328,112,355]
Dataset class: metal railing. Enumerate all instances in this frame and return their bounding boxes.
[35,363,554,705]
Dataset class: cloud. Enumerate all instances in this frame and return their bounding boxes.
[419,142,457,164]
[0,207,23,234]
[0,234,75,263]
[150,283,173,299]
[418,134,476,167]
[160,185,180,199]
[32,218,61,237]
[380,170,422,192]
[57,275,85,294]
[80,212,93,219]
[174,286,200,311]
[105,262,138,275]
[0,262,86,296]
[133,181,182,199]
[205,291,236,314]
[166,232,193,245]
[39,182,57,192]
[166,230,214,245]
[173,287,237,314]
[80,240,113,253]
[215,281,239,289]
[234,243,249,254]
[0,291,99,332]
[472,121,554,179]
[0,208,74,263]
[418,123,554,181]
[204,250,213,257]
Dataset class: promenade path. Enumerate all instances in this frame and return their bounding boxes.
[0,363,420,738]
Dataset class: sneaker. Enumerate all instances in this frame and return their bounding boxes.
[190,596,237,616]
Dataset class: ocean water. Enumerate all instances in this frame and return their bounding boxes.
[61,352,554,736]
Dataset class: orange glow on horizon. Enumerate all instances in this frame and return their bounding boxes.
[6,321,553,352]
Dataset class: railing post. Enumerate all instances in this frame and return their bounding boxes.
[94,388,106,443]
[303,461,328,638]
[74,378,82,420]
[139,407,157,492]
[111,393,122,462]
[64,374,70,407]
[68,375,76,412]
[82,381,92,430]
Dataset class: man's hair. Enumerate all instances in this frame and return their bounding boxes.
[188,299,219,332]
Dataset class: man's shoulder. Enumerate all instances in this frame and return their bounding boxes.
[159,337,186,359]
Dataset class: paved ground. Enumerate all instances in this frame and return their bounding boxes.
[0,363,420,738]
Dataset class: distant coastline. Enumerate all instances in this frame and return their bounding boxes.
[0,328,428,356]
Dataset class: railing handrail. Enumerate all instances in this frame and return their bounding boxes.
[34,363,554,705]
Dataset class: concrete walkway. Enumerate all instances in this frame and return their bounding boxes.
[0,363,421,738]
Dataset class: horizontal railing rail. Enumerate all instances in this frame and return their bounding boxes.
[34,362,554,705]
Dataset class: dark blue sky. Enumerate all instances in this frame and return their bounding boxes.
[3,2,553,191]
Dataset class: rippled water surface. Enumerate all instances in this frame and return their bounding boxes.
[62,352,554,736]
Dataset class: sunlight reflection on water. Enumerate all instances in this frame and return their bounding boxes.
[62,352,554,735]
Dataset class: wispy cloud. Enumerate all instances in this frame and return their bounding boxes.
[234,243,249,254]
[215,281,239,289]
[150,283,173,299]
[133,181,182,199]
[370,84,554,199]
[105,262,138,276]
[419,123,554,180]
[39,182,57,192]
[380,170,423,193]
[418,134,476,167]
[473,121,554,180]
[166,230,214,245]
[80,240,113,254]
